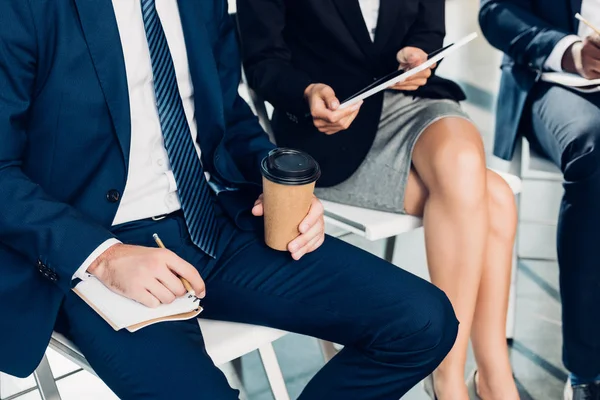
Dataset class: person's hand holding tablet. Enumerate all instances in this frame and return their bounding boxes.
[304,83,363,135]
[389,47,437,91]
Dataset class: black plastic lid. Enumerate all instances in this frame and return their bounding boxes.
[261,148,321,185]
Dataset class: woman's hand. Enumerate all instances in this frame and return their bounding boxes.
[389,47,436,91]
[304,83,363,135]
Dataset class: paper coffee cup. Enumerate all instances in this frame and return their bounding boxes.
[261,148,321,251]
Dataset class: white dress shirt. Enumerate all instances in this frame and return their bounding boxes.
[358,0,380,42]
[75,0,205,279]
[544,0,600,71]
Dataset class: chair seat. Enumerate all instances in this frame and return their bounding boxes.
[50,320,287,372]
[322,201,422,241]
[522,138,562,181]
[322,170,522,242]
[199,320,287,366]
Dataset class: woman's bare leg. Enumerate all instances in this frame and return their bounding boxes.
[470,171,519,400]
[402,117,516,399]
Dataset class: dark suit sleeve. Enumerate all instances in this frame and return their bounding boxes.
[236,0,314,116]
[0,1,115,294]
[479,0,570,69]
[404,0,446,54]
[213,3,275,184]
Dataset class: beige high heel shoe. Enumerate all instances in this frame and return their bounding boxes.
[466,369,483,400]
[423,374,438,400]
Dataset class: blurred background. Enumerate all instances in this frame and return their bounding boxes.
[0,0,565,399]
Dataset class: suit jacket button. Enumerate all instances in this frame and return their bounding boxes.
[48,271,58,282]
[106,189,121,203]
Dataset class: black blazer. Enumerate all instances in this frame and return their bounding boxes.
[479,0,582,160]
[237,0,466,187]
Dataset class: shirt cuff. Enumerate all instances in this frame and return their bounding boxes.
[544,35,581,72]
[72,238,121,281]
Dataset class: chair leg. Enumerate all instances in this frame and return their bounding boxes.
[33,354,62,400]
[231,357,243,384]
[384,236,397,263]
[258,343,290,400]
[506,248,518,342]
[318,340,338,363]
[506,192,522,342]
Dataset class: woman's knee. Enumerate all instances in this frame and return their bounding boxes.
[487,171,517,241]
[414,119,487,203]
[427,139,487,205]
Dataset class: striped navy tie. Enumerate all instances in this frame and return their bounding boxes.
[141,0,218,257]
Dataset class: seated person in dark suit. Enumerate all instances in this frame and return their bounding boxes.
[0,0,459,398]
[237,0,519,398]
[480,0,600,398]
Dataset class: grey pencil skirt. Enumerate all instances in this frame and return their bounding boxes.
[315,90,471,214]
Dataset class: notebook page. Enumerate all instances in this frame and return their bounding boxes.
[73,277,201,330]
[541,72,600,88]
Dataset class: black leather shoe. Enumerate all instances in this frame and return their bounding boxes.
[564,378,599,400]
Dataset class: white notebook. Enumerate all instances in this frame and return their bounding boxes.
[541,72,600,93]
[73,275,203,332]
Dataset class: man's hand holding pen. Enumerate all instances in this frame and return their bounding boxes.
[87,243,206,308]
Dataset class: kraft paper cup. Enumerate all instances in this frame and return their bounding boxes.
[260,148,321,251]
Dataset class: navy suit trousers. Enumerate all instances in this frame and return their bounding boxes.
[526,83,600,378]
[55,207,457,399]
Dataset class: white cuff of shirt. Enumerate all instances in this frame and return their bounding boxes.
[73,238,122,281]
[544,35,582,72]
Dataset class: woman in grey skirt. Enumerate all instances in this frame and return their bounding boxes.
[239,0,519,398]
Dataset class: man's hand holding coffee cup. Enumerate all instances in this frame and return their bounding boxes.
[253,195,325,260]
[304,83,362,135]
[390,46,436,91]
[562,34,600,80]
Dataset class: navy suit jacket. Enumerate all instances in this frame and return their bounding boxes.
[479,0,583,160]
[0,0,273,377]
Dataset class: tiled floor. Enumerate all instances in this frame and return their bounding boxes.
[1,0,570,398]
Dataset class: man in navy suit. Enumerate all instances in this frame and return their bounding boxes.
[0,0,458,398]
[480,1,600,398]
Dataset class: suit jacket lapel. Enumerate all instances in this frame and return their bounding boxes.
[373,0,402,53]
[331,0,376,59]
[73,0,131,165]
[177,0,226,150]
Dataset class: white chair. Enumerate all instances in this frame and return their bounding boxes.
[29,321,289,400]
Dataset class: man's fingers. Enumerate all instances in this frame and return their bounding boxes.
[146,279,177,305]
[136,289,161,308]
[586,34,600,49]
[298,197,323,234]
[252,202,264,216]
[289,221,323,257]
[164,252,205,296]
[309,235,325,253]
[584,39,600,60]
[156,268,187,297]
[292,234,323,260]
